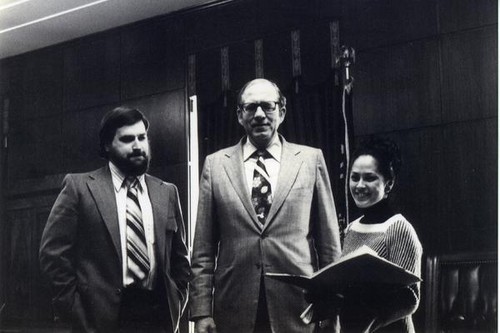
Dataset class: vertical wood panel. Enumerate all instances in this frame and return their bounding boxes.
[317,0,342,20]
[8,116,63,180]
[63,33,121,112]
[391,129,446,254]
[257,0,319,34]
[4,202,56,327]
[0,98,6,309]
[439,0,497,33]
[185,1,258,52]
[3,51,63,122]
[353,39,442,134]
[62,107,105,173]
[263,31,293,88]
[441,120,497,251]
[0,62,10,96]
[441,26,497,123]
[342,0,438,50]
[17,49,63,120]
[31,209,53,322]
[228,41,255,91]
[196,48,221,105]
[5,209,33,323]
[121,20,185,99]
[301,21,331,85]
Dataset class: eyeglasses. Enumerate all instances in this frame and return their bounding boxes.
[239,101,280,114]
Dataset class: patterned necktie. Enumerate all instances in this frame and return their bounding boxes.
[125,177,150,284]
[251,150,273,225]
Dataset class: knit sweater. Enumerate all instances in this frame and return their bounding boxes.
[342,213,423,333]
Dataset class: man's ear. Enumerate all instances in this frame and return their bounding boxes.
[279,106,286,120]
[385,179,395,193]
[237,109,244,125]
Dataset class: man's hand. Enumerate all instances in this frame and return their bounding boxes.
[195,317,217,333]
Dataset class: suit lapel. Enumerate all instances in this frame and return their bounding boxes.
[87,167,122,262]
[145,175,167,265]
[222,143,263,230]
[264,140,303,230]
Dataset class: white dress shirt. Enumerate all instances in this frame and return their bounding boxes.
[109,162,157,289]
[242,135,282,197]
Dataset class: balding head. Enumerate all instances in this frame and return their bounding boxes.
[237,79,286,108]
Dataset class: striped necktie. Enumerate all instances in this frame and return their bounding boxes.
[251,150,273,225]
[125,177,150,285]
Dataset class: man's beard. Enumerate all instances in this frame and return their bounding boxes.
[109,150,150,176]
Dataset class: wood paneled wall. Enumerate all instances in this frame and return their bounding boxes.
[1,19,188,187]
[0,0,496,330]
[346,0,497,254]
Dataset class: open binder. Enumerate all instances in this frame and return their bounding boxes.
[265,245,421,323]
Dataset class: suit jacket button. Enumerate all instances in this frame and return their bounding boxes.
[116,288,122,295]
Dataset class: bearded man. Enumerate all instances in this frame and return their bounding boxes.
[40,106,190,333]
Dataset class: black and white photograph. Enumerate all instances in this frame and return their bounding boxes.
[0,0,497,332]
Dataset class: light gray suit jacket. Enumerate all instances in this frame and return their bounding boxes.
[40,166,190,332]
[189,137,341,333]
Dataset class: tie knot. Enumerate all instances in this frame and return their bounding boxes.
[254,150,270,159]
[125,177,139,190]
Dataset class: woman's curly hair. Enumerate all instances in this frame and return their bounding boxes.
[351,136,402,181]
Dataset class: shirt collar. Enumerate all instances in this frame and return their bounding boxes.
[242,135,282,162]
[109,162,146,193]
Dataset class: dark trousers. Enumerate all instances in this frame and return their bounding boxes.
[254,276,272,333]
[118,283,172,333]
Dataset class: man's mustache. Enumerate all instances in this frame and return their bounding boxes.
[128,151,147,158]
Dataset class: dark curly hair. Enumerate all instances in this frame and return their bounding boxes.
[351,136,402,182]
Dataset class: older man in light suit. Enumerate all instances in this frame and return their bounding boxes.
[189,79,341,333]
[40,107,190,332]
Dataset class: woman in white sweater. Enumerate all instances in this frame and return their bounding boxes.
[339,136,423,332]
